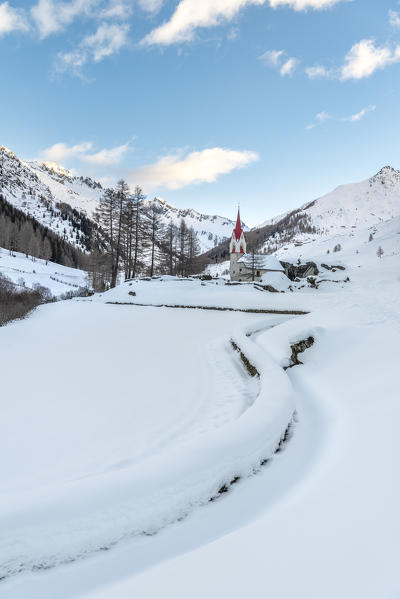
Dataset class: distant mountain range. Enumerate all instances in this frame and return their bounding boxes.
[1,144,399,264]
[0,146,245,254]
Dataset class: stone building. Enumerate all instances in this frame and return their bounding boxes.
[230,209,284,282]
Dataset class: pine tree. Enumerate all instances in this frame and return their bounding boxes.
[112,180,130,287]
[178,218,188,276]
[131,186,147,279]
[145,200,164,277]
[186,226,200,275]
[161,222,176,275]
[94,187,117,282]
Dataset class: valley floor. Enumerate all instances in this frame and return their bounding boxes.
[1,237,399,598]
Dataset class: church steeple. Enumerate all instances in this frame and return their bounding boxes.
[230,208,246,254]
[233,208,243,241]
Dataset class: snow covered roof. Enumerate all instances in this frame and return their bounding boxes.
[238,253,283,271]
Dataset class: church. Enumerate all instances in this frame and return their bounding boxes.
[229,209,284,283]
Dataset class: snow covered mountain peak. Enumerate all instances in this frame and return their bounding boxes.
[369,165,400,187]
[256,165,400,256]
[150,197,175,211]
[37,161,74,180]
[0,145,16,157]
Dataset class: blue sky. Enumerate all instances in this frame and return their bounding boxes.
[1,0,400,226]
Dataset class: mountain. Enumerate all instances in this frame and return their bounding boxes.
[256,166,400,254]
[144,197,247,253]
[201,165,400,266]
[0,146,102,252]
[0,145,244,256]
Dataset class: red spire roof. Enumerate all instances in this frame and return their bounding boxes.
[233,208,243,241]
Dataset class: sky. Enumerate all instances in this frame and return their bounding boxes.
[1,0,400,226]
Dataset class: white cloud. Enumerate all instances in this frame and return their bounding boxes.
[341,105,376,122]
[306,106,376,130]
[305,65,331,79]
[142,0,266,46]
[305,110,331,129]
[138,0,164,13]
[82,143,130,165]
[129,147,259,190]
[340,39,400,81]
[227,26,239,40]
[259,49,284,66]
[31,0,97,38]
[0,2,29,36]
[316,110,331,122]
[306,39,400,82]
[31,0,130,38]
[57,22,130,73]
[83,22,129,61]
[260,49,298,76]
[269,0,343,9]
[389,9,400,27]
[142,0,345,45]
[39,141,93,162]
[39,140,130,166]
[100,1,132,19]
[280,57,298,76]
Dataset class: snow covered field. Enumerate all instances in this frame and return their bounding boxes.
[0,246,87,296]
[0,296,295,584]
[1,214,399,599]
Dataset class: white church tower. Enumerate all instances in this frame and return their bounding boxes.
[230,208,246,281]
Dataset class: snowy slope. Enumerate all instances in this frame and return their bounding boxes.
[0,246,88,296]
[27,161,103,217]
[0,146,102,251]
[255,166,400,254]
[274,213,400,269]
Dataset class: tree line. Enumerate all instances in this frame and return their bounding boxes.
[89,181,201,289]
[0,195,87,269]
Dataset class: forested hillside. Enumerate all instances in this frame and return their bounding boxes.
[0,195,88,269]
